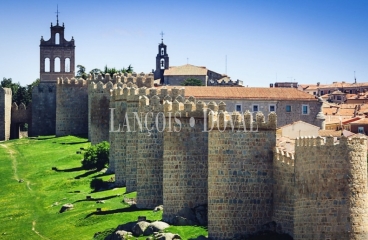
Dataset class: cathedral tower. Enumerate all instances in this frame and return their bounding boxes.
[154,32,169,84]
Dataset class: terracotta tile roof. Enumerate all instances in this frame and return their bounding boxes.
[342,117,361,124]
[323,107,338,115]
[338,109,355,116]
[299,84,327,90]
[278,120,320,129]
[346,93,368,100]
[350,118,368,124]
[180,86,317,100]
[318,82,368,89]
[164,64,208,76]
[319,130,342,137]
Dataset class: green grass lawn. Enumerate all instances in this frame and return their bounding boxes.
[0,136,207,240]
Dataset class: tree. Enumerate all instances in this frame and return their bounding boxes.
[76,65,87,80]
[1,77,39,106]
[81,141,110,170]
[181,78,204,86]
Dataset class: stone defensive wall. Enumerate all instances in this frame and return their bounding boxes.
[88,72,154,88]
[0,87,12,141]
[11,102,32,139]
[136,87,185,209]
[294,136,368,240]
[31,82,56,136]
[207,110,277,240]
[56,78,88,137]
[272,148,294,236]
[162,97,209,224]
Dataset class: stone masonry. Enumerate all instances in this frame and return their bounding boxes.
[208,110,276,239]
[0,87,12,141]
[56,78,88,136]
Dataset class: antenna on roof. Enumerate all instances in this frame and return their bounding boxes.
[187,58,188,64]
[354,71,356,83]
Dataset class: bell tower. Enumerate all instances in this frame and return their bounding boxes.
[154,32,169,85]
[39,6,75,82]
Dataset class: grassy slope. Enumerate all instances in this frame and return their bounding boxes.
[0,136,207,240]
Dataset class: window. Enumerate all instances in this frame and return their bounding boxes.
[313,92,316,95]
[337,96,341,100]
[236,104,242,112]
[358,127,364,134]
[302,105,309,115]
[350,90,353,94]
[269,105,276,112]
[160,59,165,69]
[65,58,70,72]
[252,104,259,112]
[328,90,331,94]
[55,33,60,44]
[161,48,164,55]
[44,58,50,72]
[54,57,61,72]
[320,90,324,95]
[286,105,292,112]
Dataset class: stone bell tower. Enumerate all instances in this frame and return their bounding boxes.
[31,8,75,136]
[154,32,169,85]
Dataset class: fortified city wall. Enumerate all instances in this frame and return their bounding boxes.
[56,78,88,137]
[0,87,12,141]
[207,110,277,240]
[294,136,368,240]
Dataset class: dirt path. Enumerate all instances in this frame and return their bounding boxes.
[32,221,50,240]
[0,144,19,181]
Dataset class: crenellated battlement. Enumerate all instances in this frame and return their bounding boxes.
[88,72,154,88]
[57,77,87,86]
[0,87,12,95]
[163,97,206,118]
[295,135,367,147]
[11,102,27,111]
[274,147,294,166]
[88,81,115,94]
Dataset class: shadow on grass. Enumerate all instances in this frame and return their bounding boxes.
[75,169,99,179]
[73,195,119,203]
[60,141,89,145]
[36,136,57,140]
[92,172,114,178]
[54,166,84,172]
[84,205,150,218]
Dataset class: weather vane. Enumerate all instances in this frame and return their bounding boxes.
[160,31,164,43]
[55,5,60,25]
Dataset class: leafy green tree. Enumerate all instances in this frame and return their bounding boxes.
[76,65,87,80]
[81,141,110,170]
[1,77,38,106]
[181,78,204,86]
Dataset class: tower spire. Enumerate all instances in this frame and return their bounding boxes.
[160,31,164,43]
[55,5,60,26]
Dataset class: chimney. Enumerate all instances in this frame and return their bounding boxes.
[270,83,274,88]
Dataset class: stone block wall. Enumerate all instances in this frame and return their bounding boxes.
[0,87,12,141]
[56,78,88,136]
[163,98,208,223]
[294,136,368,240]
[207,110,277,240]
[272,148,294,236]
[88,81,114,144]
[31,82,56,136]
[11,102,32,139]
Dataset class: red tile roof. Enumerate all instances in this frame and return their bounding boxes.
[181,86,317,100]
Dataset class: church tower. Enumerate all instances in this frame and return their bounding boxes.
[31,8,75,136]
[154,32,169,84]
[39,10,75,82]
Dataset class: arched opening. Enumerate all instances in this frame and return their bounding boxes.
[54,57,61,72]
[55,33,60,44]
[44,58,50,72]
[160,59,165,69]
[65,58,70,72]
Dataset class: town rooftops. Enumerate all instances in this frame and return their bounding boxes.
[164,64,209,76]
[179,86,317,100]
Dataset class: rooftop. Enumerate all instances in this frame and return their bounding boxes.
[164,64,208,76]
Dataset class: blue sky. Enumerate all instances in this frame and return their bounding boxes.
[0,0,367,86]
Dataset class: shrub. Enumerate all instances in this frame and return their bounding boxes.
[81,141,110,170]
